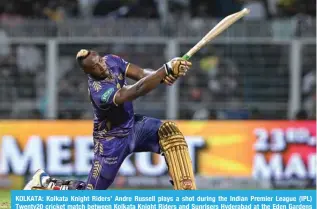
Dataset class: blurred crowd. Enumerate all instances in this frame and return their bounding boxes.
[0,41,315,120]
[0,0,315,120]
[0,43,44,119]
[0,0,315,21]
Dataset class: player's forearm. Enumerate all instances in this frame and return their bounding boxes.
[115,58,191,105]
[140,69,155,79]
[115,67,167,104]
[133,67,166,96]
[132,68,155,81]
[125,63,156,81]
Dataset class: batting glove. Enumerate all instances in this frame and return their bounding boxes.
[164,57,192,77]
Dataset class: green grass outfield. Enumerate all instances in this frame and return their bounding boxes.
[0,190,10,209]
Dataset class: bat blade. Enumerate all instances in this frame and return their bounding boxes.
[182,8,250,60]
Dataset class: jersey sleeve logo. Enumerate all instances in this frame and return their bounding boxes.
[92,81,102,92]
[101,88,115,103]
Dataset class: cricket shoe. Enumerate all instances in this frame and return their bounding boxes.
[23,169,51,190]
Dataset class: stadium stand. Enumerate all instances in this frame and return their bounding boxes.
[0,0,315,120]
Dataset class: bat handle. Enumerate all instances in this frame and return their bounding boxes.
[182,54,191,60]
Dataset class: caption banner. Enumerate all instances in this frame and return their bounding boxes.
[11,190,316,209]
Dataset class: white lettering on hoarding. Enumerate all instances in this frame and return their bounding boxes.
[47,136,73,175]
[308,154,316,179]
[0,135,44,175]
[252,153,283,180]
[0,136,205,176]
[284,153,307,179]
[119,155,136,176]
[134,153,166,176]
[129,136,205,176]
[270,129,287,152]
[252,127,316,181]
[253,128,269,152]
[74,136,94,175]
[253,153,316,180]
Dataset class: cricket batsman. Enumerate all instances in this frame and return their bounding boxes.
[24,49,196,190]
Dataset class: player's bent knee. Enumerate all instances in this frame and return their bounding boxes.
[158,121,196,190]
[158,121,187,151]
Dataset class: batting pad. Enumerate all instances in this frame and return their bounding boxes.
[158,122,196,190]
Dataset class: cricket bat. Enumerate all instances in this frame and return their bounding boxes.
[182,8,250,60]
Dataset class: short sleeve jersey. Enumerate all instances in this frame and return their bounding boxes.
[88,54,134,139]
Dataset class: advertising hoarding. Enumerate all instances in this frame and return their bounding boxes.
[0,121,315,189]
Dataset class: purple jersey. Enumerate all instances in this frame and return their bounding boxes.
[88,54,134,139]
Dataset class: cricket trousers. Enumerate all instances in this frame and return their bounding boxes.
[85,114,162,190]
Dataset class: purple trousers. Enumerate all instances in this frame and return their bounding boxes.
[85,115,162,190]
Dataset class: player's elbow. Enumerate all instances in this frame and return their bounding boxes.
[113,90,128,105]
